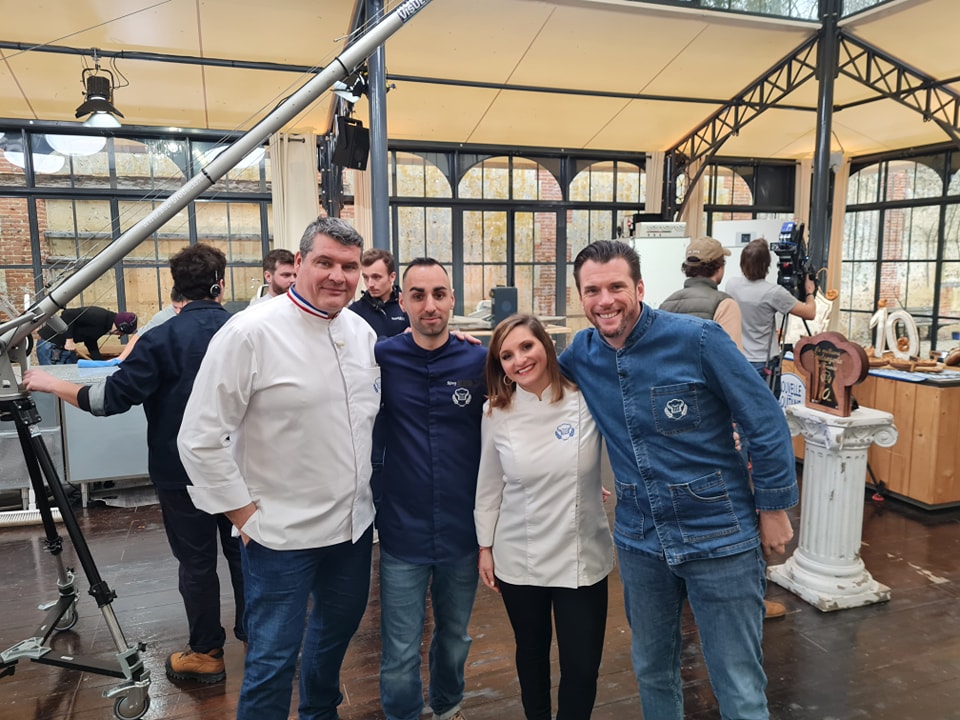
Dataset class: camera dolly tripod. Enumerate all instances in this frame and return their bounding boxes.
[0,347,150,720]
[768,221,817,395]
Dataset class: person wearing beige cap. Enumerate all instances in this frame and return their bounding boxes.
[661,237,789,621]
[660,236,743,351]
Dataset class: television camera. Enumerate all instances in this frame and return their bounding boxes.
[770,221,817,301]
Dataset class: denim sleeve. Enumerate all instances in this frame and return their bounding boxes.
[700,323,798,511]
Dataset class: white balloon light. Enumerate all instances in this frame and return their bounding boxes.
[45,134,106,156]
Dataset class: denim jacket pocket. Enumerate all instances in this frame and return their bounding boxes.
[650,383,701,435]
[668,471,741,543]
[614,479,646,540]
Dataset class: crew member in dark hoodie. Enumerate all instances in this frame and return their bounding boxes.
[349,248,409,338]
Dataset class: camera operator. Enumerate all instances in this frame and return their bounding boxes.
[726,237,816,397]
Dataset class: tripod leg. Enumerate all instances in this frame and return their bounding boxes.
[14,417,78,633]
[5,395,151,714]
[11,397,130,648]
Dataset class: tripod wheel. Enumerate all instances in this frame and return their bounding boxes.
[114,693,150,720]
[55,604,78,631]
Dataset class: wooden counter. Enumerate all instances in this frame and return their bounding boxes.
[782,359,960,508]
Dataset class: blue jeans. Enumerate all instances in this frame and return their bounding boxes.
[36,339,77,365]
[238,525,373,720]
[379,549,479,720]
[617,546,768,720]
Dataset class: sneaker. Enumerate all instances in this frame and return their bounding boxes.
[764,599,787,619]
[165,648,226,684]
[435,712,467,720]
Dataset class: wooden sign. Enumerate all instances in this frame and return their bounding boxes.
[793,332,869,417]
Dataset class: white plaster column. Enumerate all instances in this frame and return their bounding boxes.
[768,405,898,611]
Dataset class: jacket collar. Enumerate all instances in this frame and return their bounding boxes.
[683,276,719,290]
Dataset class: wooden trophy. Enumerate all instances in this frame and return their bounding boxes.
[793,332,869,417]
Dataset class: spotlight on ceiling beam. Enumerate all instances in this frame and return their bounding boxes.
[75,53,125,128]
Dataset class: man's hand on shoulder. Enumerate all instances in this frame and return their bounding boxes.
[450,329,483,345]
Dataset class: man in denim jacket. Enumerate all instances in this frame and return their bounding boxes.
[559,240,798,720]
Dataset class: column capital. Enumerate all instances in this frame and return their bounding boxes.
[785,404,898,451]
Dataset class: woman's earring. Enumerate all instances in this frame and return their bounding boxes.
[502,374,514,387]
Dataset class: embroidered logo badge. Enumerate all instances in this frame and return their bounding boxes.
[452,388,472,407]
[373,377,382,394]
[664,398,688,420]
[554,423,576,441]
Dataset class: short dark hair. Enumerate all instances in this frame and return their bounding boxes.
[361,248,396,276]
[262,248,295,273]
[740,238,772,281]
[170,287,186,303]
[169,243,227,301]
[299,216,363,257]
[401,257,448,283]
[682,258,724,278]
[485,314,574,412]
[573,240,642,291]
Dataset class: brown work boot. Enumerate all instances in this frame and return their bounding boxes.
[764,599,787,619]
[165,648,225,683]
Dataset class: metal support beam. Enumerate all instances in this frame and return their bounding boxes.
[808,0,842,273]
[665,34,819,219]
[837,31,960,145]
[367,0,390,251]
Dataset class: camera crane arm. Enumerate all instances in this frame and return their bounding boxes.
[0,0,434,398]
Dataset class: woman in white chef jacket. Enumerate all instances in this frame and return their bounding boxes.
[475,314,614,720]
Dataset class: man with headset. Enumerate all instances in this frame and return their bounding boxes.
[24,243,244,685]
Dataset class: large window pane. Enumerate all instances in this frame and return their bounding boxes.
[884,159,943,202]
[616,162,643,204]
[939,262,960,323]
[393,151,451,199]
[397,206,426,260]
[42,199,114,293]
[115,137,187,192]
[459,157,510,200]
[35,134,112,189]
[0,197,34,311]
[512,157,542,201]
[837,310,874,348]
[881,206,940,261]
[118,200,192,262]
[847,163,882,205]
[840,260,876,312]
[843,210,879,261]
[943,202,960,260]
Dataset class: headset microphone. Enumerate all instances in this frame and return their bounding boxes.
[210,271,222,298]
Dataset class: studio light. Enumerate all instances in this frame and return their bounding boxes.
[75,53,125,128]
[2,136,65,174]
[45,134,106,156]
[333,70,368,105]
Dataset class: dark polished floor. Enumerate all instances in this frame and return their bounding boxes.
[1,479,960,720]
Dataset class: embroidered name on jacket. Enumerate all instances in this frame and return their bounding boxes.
[664,398,688,420]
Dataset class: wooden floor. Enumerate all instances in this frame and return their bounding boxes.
[1,480,960,720]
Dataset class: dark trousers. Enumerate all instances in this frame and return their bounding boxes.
[498,576,609,720]
[156,487,246,652]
